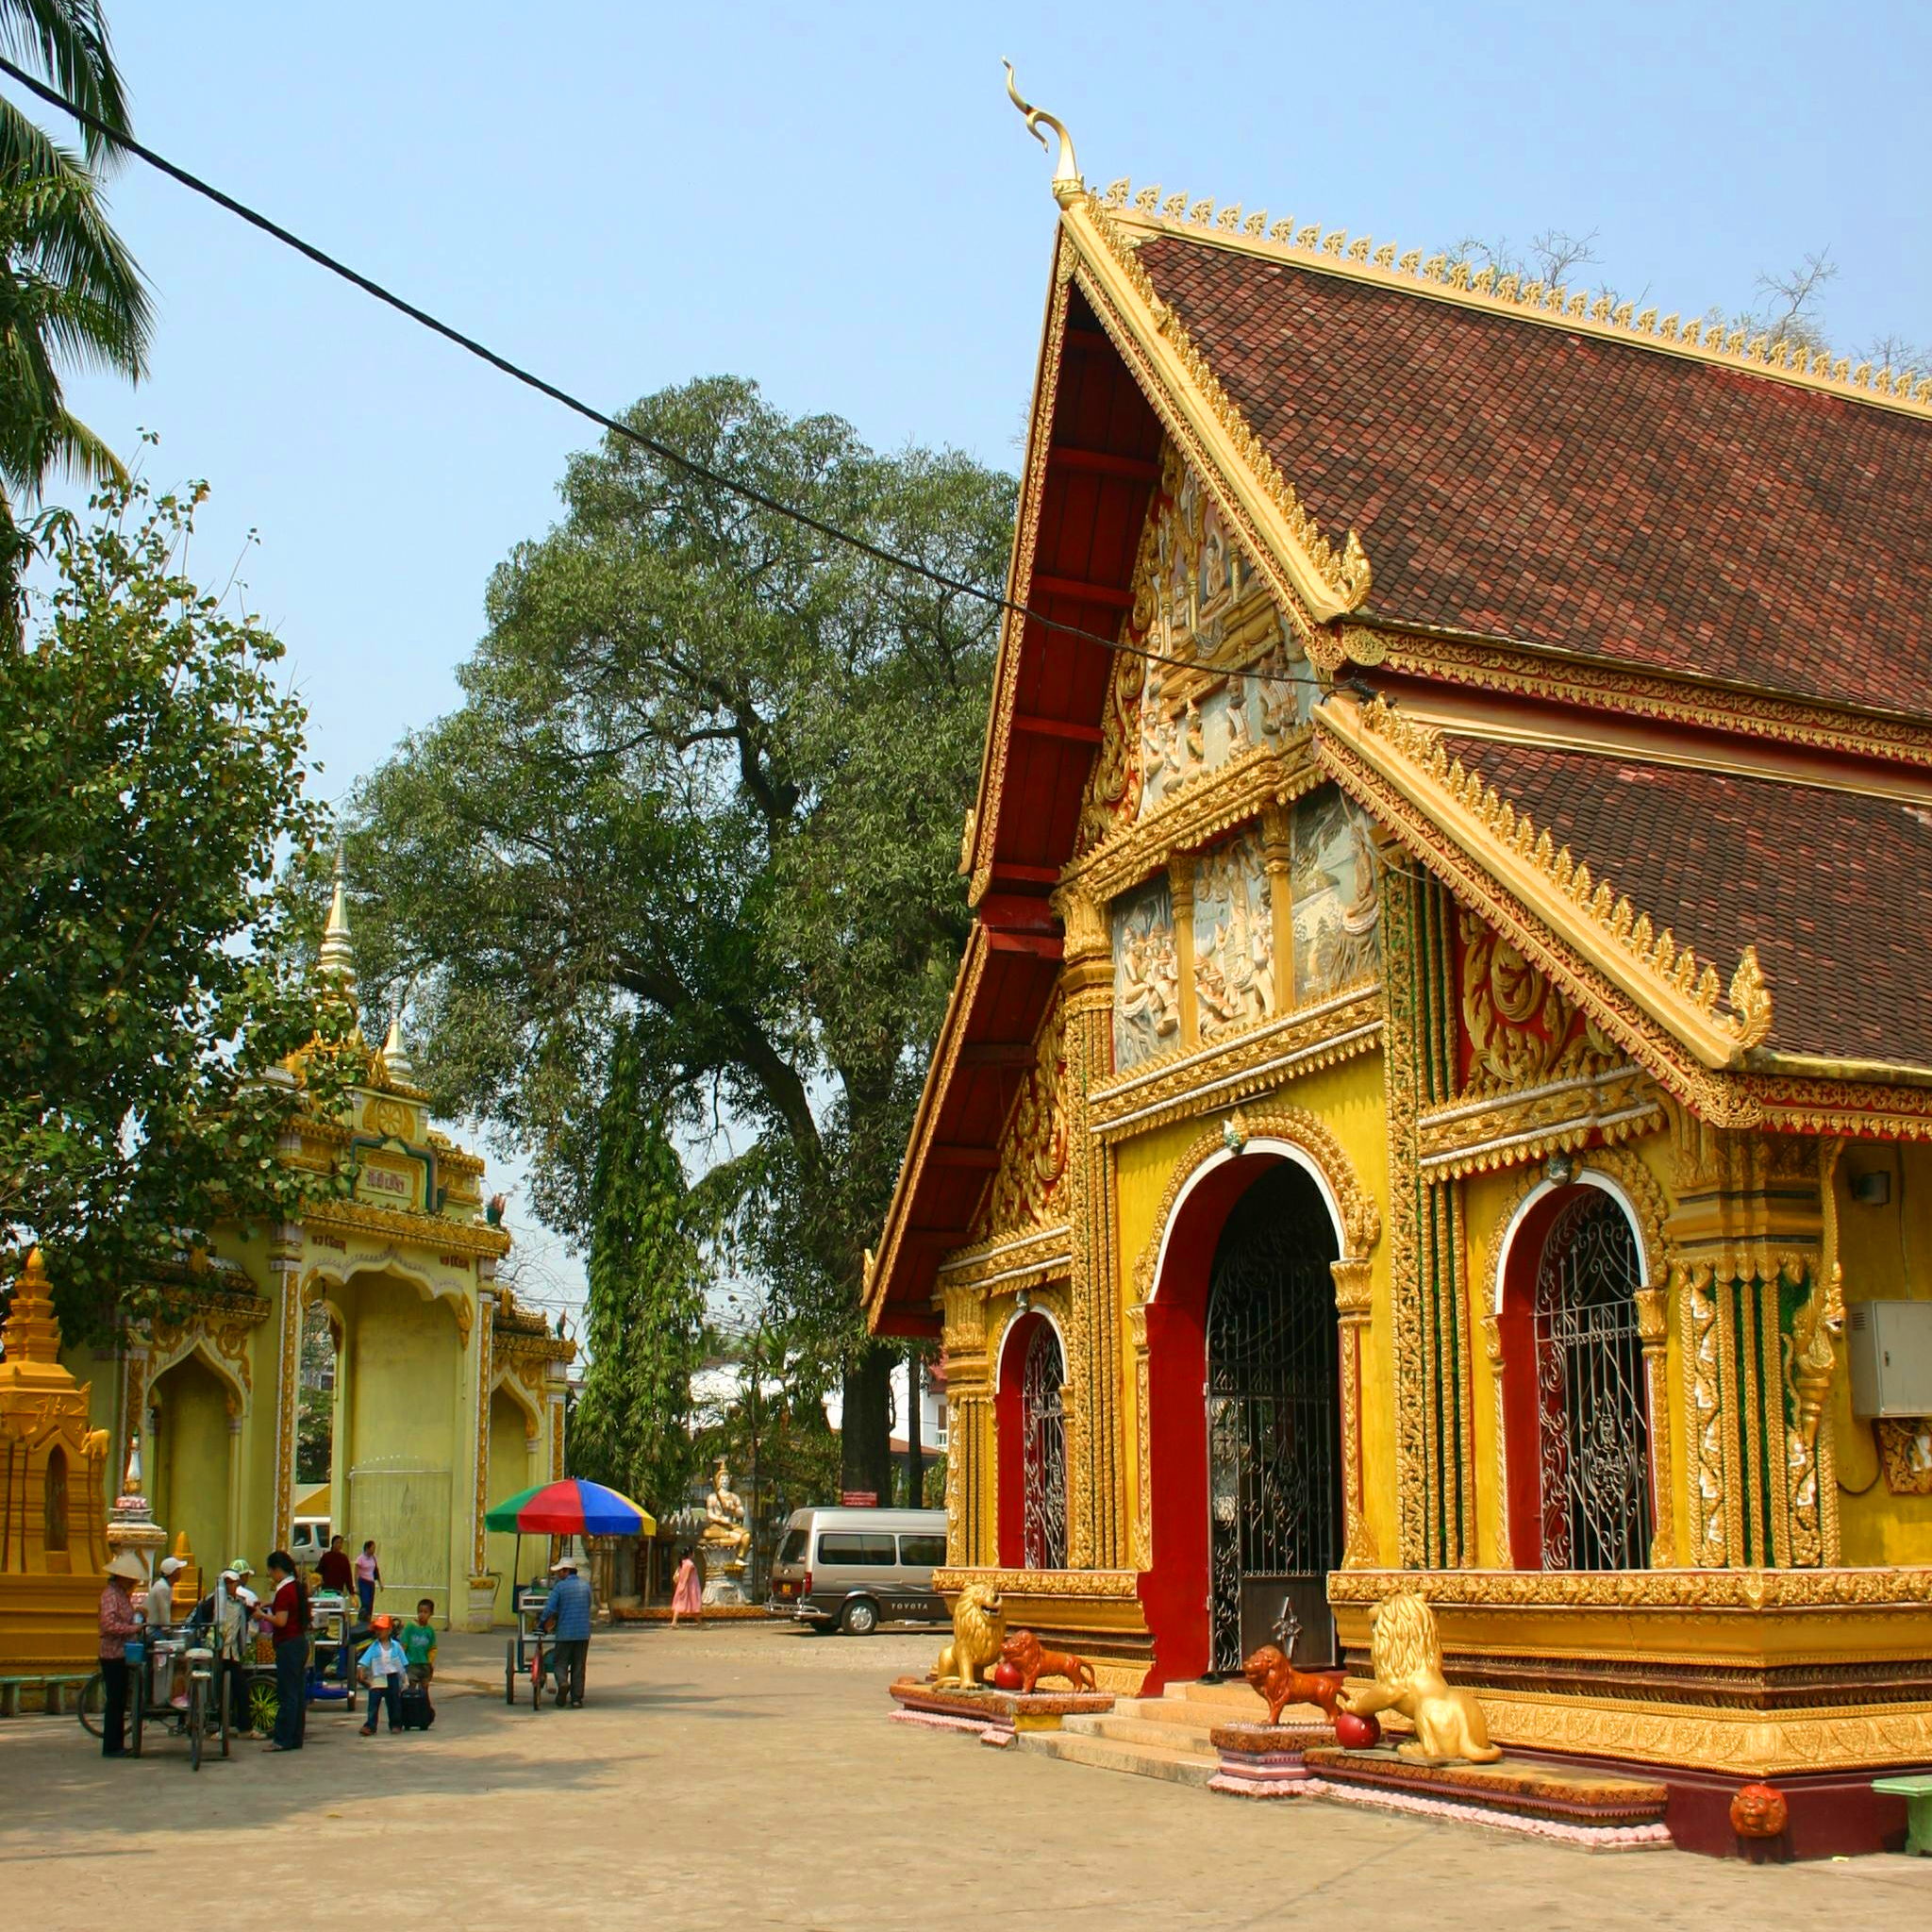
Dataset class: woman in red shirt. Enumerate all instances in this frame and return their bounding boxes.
[259,1551,310,1752]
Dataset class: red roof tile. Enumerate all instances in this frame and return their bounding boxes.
[1443,735,1932,1066]
[1137,235,1932,716]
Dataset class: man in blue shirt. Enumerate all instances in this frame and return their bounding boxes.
[540,1556,594,1708]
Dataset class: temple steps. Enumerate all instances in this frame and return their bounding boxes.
[1020,1720,1217,1786]
[1015,1681,1278,1787]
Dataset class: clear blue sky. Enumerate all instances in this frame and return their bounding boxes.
[32,2,1931,1312]
[42,1,1932,807]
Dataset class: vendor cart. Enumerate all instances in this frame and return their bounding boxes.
[484,1478,656,1711]
[81,1632,231,1770]
[307,1593,359,1713]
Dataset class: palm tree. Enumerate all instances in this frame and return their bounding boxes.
[0,3,149,550]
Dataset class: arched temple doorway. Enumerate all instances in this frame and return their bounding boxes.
[329,1271,463,1620]
[1498,1180,1654,1571]
[1206,1164,1341,1671]
[150,1352,234,1585]
[1141,1135,1353,1683]
[994,1309,1069,1570]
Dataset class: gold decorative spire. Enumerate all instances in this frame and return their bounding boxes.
[318,847,357,998]
[1004,60,1081,204]
[377,1009,413,1087]
[0,1246,62,1376]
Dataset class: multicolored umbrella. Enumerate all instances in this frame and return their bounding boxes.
[486,1478,656,1537]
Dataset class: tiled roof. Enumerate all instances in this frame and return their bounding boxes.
[1444,735,1932,1066]
[1136,234,1932,716]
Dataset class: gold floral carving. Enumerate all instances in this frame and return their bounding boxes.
[1132,1104,1382,1306]
[1093,180,1932,423]
[1877,1420,1932,1495]
[1126,1300,1153,1571]
[973,999,1071,1241]
[1417,1065,1664,1179]
[1328,1562,1932,1612]
[933,1565,1141,1601]
[303,1195,510,1259]
[1457,907,1620,1096]
[1331,1257,1378,1568]
[1677,1261,1731,1567]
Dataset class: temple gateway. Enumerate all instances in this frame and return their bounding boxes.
[867,106,1932,1807]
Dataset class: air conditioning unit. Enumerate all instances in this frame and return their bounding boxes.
[1846,1301,1932,1418]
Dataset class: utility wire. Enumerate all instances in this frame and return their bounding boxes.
[0,55,1332,695]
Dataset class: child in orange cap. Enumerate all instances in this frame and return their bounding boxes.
[357,1614,408,1736]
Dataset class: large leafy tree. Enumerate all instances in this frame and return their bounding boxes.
[349,376,1013,1494]
[569,1025,707,1515]
[0,477,354,1335]
[0,3,150,583]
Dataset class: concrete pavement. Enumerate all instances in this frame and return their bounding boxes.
[1,1621,1926,1928]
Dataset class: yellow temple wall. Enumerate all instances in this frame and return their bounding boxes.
[1832,1141,1932,1565]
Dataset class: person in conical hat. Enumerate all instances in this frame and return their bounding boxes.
[98,1554,145,1757]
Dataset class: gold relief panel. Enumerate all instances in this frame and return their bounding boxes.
[1111,874,1180,1072]
[1291,786,1381,1004]
[1191,827,1276,1043]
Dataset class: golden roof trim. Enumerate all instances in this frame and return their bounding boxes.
[1324,693,1772,1068]
[1097,186,1932,425]
[1002,78,1371,625]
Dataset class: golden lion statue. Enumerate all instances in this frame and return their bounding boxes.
[932,1581,1006,1689]
[1339,1591,1501,1763]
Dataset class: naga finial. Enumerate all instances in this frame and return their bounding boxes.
[1003,60,1081,203]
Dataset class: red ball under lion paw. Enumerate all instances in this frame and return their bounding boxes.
[991,1661,1024,1691]
[1333,1709,1381,1750]
[1730,1783,1788,1839]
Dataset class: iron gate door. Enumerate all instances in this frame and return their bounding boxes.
[1206,1163,1341,1673]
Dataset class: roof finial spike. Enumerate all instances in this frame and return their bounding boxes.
[1003,60,1081,204]
[318,842,358,1001]
[379,1008,413,1087]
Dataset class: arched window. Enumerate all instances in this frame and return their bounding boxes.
[43,1445,69,1552]
[1533,1190,1651,1571]
[1022,1323,1067,1570]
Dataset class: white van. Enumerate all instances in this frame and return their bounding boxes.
[765,1507,948,1636]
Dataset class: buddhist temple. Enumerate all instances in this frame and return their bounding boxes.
[55,861,573,1633]
[868,85,1932,1844]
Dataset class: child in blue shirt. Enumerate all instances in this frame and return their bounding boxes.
[358,1614,408,1736]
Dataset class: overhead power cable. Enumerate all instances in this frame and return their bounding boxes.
[0,55,1331,695]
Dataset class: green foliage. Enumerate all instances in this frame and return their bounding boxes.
[568,1028,708,1514]
[348,376,1014,1491]
[0,477,354,1335]
[0,4,149,587]
[295,1384,333,1488]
